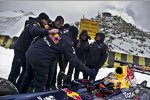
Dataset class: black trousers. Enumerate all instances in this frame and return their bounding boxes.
[19,62,33,93]
[74,68,80,80]
[74,59,86,80]
[63,62,74,84]
[8,50,26,89]
[57,55,68,86]
[20,58,51,93]
[46,55,69,89]
[46,58,57,89]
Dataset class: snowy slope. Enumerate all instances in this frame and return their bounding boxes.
[0,11,23,17]
[0,10,35,37]
[101,16,150,58]
[107,35,150,57]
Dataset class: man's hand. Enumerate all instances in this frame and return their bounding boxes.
[48,29,59,35]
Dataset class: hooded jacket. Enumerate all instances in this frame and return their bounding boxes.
[75,31,90,62]
[86,35,108,70]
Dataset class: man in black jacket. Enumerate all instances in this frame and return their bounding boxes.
[45,15,64,90]
[19,26,97,93]
[64,30,90,84]
[84,32,108,80]
[8,12,54,89]
[74,30,90,79]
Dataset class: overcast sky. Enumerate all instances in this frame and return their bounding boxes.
[0,1,150,32]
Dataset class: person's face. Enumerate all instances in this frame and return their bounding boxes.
[95,35,101,41]
[41,19,51,29]
[55,20,64,29]
[41,19,49,26]
[80,35,87,40]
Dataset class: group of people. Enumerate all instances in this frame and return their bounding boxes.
[7,12,108,93]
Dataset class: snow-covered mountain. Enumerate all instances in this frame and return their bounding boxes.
[92,12,150,58]
[0,10,35,37]
[0,11,150,58]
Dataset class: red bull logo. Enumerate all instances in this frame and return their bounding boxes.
[49,34,61,44]
[63,89,81,100]
[125,68,134,82]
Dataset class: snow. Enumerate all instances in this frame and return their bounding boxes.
[0,11,23,17]
[4,16,27,37]
[0,11,35,37]
[107,33,150,58]
[0,47,13,78]
[0,11,150,88]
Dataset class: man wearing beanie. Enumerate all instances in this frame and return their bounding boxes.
[84,32,108,80]
[38,12,50,20]
[46,15,64,90]
[55,16,64,22]
[49,15,64,29]
[8,12,58,89]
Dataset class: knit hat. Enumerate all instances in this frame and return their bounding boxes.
[38,12,50,20]
[69,26,79,38]
[80,30,88,36]
[55,16,64,22]
[79,30,89,40]
[63,23,70,29]
[62,23,70,30]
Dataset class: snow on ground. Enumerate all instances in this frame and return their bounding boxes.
[0,46,149,87]
[0,47,13,78]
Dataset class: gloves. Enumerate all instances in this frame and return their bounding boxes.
[63,75,72,84]
[48,29,59,34]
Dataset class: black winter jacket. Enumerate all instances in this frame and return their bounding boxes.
[13,17,48,53]
[86,41,108,70]
[26,32,95,77]
[75,40,90,62]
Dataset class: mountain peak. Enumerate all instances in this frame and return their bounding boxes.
[89,12,150,58]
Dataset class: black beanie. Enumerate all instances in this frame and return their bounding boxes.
[80,30,88,36]
[69,26,79,38]
[79,30,89,40]
[55,16,64,22]
[38,12,49,20]
[63,23,70,29]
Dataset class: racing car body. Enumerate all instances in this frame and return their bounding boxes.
[0,60,150,100]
